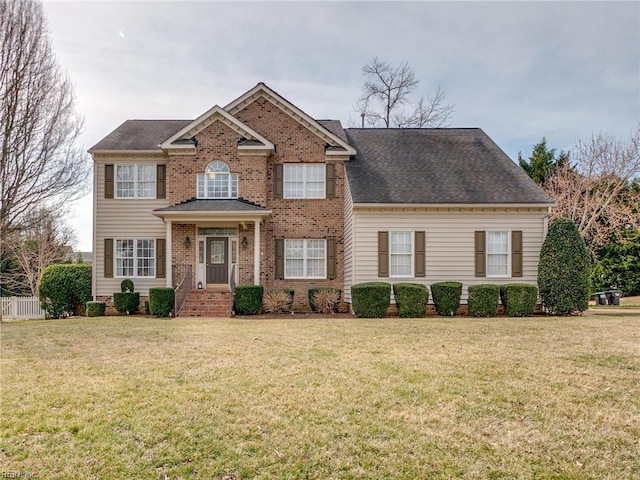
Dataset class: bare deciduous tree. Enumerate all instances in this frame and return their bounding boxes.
[544,126,640,253]
[0,0,89,239]
[355,57,454,128]
[3,209,75,296]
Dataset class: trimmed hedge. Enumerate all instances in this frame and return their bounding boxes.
[538,217,591,315]
[234,285,264,315]
[500,283,538,317]
[39,264,92,318]
[393,283,429,318]
[86,301,106,317]
[113,292,140,314]
[149,287,175,317]
[468,284,500,317]
[308,287,341,312]
[431,281,462,316]
[351,282,391,318]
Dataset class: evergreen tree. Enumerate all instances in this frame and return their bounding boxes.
[518,137,568,185]
[538,217,591,315]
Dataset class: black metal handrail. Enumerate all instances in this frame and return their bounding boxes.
[173,264,192,316]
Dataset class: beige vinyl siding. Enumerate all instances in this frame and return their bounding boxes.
[94,158,169,296]
[347,209,547,302]
[343,175,355,301]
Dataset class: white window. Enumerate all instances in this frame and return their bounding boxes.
[197,161,238,199]
[487,231,510,277]
[390,231,413,277]
[116,164,156,198]
[115,239,155,277]
[284,164,325,198]
[285,239,326,279]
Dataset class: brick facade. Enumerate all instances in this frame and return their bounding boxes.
[167,96,345,310]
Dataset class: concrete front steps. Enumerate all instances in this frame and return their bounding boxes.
[178,289,233,317]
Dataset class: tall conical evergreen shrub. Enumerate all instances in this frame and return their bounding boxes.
[538,217,591,315]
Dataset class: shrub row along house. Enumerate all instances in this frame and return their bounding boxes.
[89,83,553,315]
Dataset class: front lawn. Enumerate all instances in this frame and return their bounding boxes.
[1,316,639,479]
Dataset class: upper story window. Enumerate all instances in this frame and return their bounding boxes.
[487,231,510,277]
[197,161,238,199]
[116,164,156,198]
[284,164,325,198]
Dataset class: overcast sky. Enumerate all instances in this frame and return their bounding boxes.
[41,1,639,251]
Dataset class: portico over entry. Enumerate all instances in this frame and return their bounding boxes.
[153,199,271,290]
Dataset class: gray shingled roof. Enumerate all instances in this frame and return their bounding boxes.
[317,120,348,143]
[154,198,268,213]
[344,128,553,205]
[89,120,191,151]
[90,118,349,152]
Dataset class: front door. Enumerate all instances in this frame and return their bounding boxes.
[206,237,228,284]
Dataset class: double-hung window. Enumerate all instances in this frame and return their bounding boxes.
[390,231,413,277]
[284,239,326,279]
[115,239,155,277]
[487,231,510,277]
[116,164,156,198]
[197,161,238,199]
[283,164,325,198]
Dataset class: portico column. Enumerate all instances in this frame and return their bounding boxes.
[253,219,261,285]
[166,220,173,287]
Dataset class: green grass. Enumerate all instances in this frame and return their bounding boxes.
[1,315,639,479]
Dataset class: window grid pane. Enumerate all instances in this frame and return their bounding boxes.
[284,239,326,278]
[284,164,325,199]
[115,239,155,278]
[487,231,509,276]
[116,165,156,198]
[389,231,413,277]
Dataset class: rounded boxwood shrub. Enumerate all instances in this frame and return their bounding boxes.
[149,287,175,317]
[308,287,341,313]
[538,217,591,315]
[86,301,106,317]
[351,282,391,318]
[500,283,538,317]
[468,284,500,317]
[120,279,134,293]
[234,285,264,315]
[393,283,429,318]
[113,292,140,314]
[39,264,92,318]
[431,281,462,316]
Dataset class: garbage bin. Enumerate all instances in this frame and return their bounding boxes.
[593,292,607,305]
[607,289,621,306]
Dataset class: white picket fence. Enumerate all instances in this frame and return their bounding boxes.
[1,296,46,319]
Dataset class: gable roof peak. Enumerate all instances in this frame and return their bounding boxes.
[225,83,356,156]
[160,104,274,153]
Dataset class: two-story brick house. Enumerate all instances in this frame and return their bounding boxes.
[90,83,553,315]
